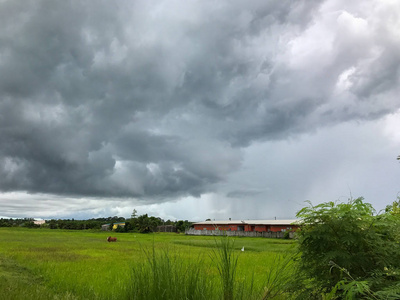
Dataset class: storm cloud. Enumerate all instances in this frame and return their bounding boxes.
[1,0,400,219]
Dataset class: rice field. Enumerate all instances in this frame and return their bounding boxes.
[0,227,295,300]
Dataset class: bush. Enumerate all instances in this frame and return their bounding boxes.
[294,197,400,298]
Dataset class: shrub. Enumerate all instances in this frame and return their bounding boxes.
[294,197,400,298]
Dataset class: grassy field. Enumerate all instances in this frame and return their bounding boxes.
[0,228,295,300]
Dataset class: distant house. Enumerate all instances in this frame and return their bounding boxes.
[192,219,299,233]
[101,222,125,231]
[33,220,46,226]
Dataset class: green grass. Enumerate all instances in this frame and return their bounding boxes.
[173,237,294,252]
[0,255,79,300]
[0,228,295,299]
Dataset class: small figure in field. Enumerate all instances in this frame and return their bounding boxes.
[107,236,117,242]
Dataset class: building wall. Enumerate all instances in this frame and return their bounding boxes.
[194,224,247,231]
[33,220,46,226]
[194,224,215,230]
[255,225,267,232]
[269,225,296,232]
[194,224,298,232]
[186,228,296,239]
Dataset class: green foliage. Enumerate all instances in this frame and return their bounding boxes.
[126,248,215,300]
[130,214,163,233]
[44,217,125,230]
[115,225,126,232]
[176,220,192,232]
[211,236,240,300]
[0,218,37,228]
[1,211,191,234]
[208,236,265,300]
[23,220,39,228]
[124,221,134,232]
[262,253,296,299]
[385,196,400,215]
[130,211,157,233]
[295,197,400,298]
[283,230,290,239]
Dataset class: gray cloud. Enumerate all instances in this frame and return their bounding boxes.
[226,189,266,199]
[1,0,400,207]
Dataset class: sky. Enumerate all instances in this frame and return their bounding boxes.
[0,0,400,221]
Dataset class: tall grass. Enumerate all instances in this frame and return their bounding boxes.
[126,247,215,300]
[125,236,292,300]
[262,253,296,299]
[211,236,241,300]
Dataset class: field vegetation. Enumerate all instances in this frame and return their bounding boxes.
[0,227,295,300]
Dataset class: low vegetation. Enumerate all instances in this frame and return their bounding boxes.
[0,228,294,299]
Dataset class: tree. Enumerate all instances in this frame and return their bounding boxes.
[176,220,192,233]
[134,214,162,233]
[294,197,400,298]
[115,224,126,232]
[123,221,134,232]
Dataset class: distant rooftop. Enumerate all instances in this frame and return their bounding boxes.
[193,219,300,225]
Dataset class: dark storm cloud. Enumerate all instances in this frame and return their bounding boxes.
[1,0,399,200]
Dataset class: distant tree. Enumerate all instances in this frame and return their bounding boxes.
[124,221,134,232]
[176,220,192,233]
[136,214,151,233]
[134,214,163,233]
[115,225,125,232]
[130,209,138,231]
[47,219,58,229]
[164,219,174,225]
[0,219,11,227]
[23,220,38,228]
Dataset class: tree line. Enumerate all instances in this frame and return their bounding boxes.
[0,212,192,233]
